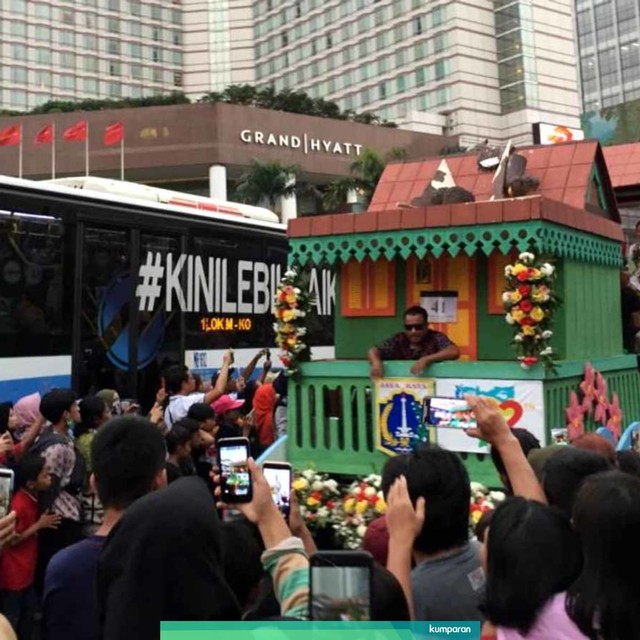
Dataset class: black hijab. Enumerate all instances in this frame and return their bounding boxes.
[97,476,240,639]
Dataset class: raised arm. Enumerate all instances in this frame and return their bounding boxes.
[465,395,546,503]
[204,350,232,404]
[241,349,267,383]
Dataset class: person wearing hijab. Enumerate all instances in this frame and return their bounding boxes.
[12,393,41,441]
[97,476,241,639]
[0,401,43,467]
[96,390,120,417]
[252,384,276,448]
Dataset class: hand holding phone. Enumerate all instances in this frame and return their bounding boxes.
[423,396,477,429]
[0,469,14,519]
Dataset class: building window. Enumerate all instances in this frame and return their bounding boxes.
[10,91,27,108]
[152,48,162,63]
[108,18,120,33]
[415,67,426,86]
[598,47,620,90]
[60,31,75,47]
[379,81,387,100]
[108,82,121,97]
[434,58,448,81]
[432,6,444,27]
[414,16,423,35]
[109,62,120,76]
[108,40,120,55]
[594,2,615,43]
[396,75,406,93]
[60,75,75,91]
[84,56,99,73]
[12,45,27,61]
[35,26,51,41]
[151,4,162,20]
[433,34,447,53]
[174,72,183,86]
[500,83,526,112]
[10,21,27,38]
[131,64,143,79]
[34,3,51,18]
[11,0,26,14]
[152,27,161,41]
[60,52,75,69]
[36,71,51,87]
[108,0,120,9]
[11,67,27,84]
[35,48,50,65]
[621,42,640,85]
[130,1,141,16]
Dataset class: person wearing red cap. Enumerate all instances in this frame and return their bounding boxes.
[212,395,245,441]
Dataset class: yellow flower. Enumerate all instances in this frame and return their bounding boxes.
[512,264,527,275]
[530,307,545,322]
[528,268,542,281]
[509,291,522,304]
[470,510,483,525]
[286,337,297,347]
[511,309,525,322]
[285,293,297,305]
[375,499,386,514]
[307,497,320,507]
[293,478,309,492]
[344,498,356,514]
[356,500,368,514]
[282,310,296,323]
[522,325,535,336]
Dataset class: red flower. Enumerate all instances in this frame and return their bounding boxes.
[310,491,322,501]
[517,271,529,282]
[326,500,335,510]
[522,356,538,366]
[518,285,530,296]
[368,496,378,506]
[520,316,535,326]
[520,300,533,313]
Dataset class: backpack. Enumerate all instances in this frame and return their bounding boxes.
[30,431,87,509]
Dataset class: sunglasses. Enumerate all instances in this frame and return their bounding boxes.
[405,324,426,332]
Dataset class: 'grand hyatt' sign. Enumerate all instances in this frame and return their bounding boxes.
[240,129,363,156]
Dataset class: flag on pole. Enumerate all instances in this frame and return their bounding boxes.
[0,125,21,146]
[63,120,87,142]
[34,124,54,145]
[103,122,124,146]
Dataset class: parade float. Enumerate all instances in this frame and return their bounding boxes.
[283,140,639,485]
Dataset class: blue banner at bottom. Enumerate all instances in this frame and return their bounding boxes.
[161,621,481,640]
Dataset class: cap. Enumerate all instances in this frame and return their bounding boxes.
[212,395,245,415]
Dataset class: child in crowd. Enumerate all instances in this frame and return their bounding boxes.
[0,453,61,639]
[164,425,193,484]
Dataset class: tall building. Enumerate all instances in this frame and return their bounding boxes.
[253,0,582,145]
[0,0,184,112]
[182,0,256,96]
[576,0,640,113]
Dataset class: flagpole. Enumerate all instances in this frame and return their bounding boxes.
[18,125,23,179]
[85,121,89,176]
[52,123,56,179]
[120,134,124,181]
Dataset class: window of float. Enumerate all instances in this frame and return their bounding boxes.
[341,257,396,317]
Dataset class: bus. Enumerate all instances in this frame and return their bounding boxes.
[0,175,335,410]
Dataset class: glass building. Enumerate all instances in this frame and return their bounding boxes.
[253,0,582,144]
[576,0,640,112]
[0,0,184,111]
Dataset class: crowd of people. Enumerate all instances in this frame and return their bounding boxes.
[0,346,638,639]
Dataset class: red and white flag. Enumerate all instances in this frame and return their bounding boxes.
[63,120,87,142]
[34,124,54,145]
[0,125,21,146]
[104,122,124,146]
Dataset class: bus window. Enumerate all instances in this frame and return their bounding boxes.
[0,213,72,358]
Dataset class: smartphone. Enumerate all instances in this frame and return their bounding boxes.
[422,396,477,429]
[263,462,292,521]
[0,469,14,518]
[217,437,252,503]
[309,551,373,621]
[120,399,140,415]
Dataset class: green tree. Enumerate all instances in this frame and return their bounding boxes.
[322,147,405,210]
[235,160,299,210]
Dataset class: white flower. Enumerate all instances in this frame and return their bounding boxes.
[514,333,524,342]
[364,487,377,498]
[542,330,553,339]
[377,490,384,500]
[540,263,555,276]
[521,362,531,370]
[505,314,515,325]
[311,480,324,491]
[272,322,279,332]
[317,506,329,518]
[299,505,307,516]
[518,252,535,263]
[502,292,512,303]
[285,269,296,278]
[470,481,486,495]
[540,347,553,356]
[325,479,339,492]
[293,287,301,294]
[490,491,506,503]
[357,524,367,538]
[296,327,307,336]
[295,310,306,318]
[302,469,315,480]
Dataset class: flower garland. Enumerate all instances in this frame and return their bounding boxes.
[293,470,340,531]
[273,268,314,376]
[503,252,559,371]
[333,475,386,550]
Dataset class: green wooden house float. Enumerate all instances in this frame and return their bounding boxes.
[285,140,638,485]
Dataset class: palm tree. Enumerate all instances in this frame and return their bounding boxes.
[322,147,406,211]
[234,161,300,210]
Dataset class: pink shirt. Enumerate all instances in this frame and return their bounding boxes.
[498,593,588,640]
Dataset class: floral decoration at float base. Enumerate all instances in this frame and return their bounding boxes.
[503,252,560,372]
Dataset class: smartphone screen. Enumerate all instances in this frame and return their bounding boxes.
[218,438,252,502]
[423,397,477,429]
[310,553,372,621]
[263,463,291,521]
[0,470,14,518]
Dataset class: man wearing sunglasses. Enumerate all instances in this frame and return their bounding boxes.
[368,305,460,378]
